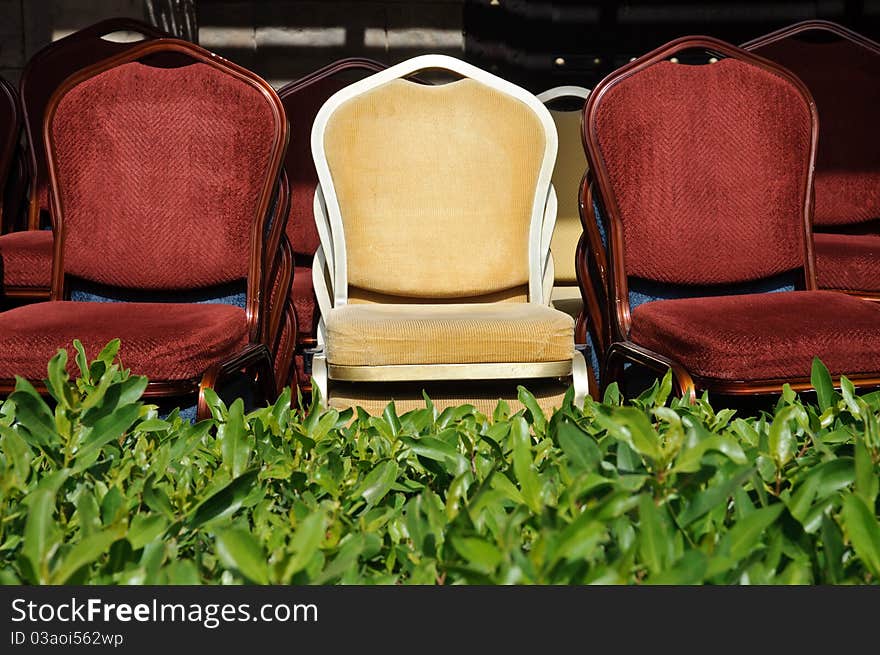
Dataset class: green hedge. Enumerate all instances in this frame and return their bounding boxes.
[1,339,879,584]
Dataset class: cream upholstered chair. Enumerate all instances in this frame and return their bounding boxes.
[310,54,591,411]
[536,85,591,320]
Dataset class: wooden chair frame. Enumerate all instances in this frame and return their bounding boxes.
[0,77,21,234]
[309,54,590,405]
[743,20,880,301]
[535,85,602,388]
[584,36,880,401]
[0,38,289,419]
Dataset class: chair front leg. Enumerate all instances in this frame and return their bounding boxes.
[605,341,696,403]
[198,343,276,420]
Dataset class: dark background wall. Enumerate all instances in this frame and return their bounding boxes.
[3,1,880,89]
[464,0,880,91]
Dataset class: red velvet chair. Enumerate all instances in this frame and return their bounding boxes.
[0,18,165,304]
[275,58,387,394]
[744,21,880,298]
[583,35,880,400]
[0,38,288,418]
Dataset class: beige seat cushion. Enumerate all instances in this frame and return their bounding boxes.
[326,303,574,366]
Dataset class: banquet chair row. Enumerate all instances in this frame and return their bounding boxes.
[576,24,880,401]
[0,35,291,419]
[1,17,879,415]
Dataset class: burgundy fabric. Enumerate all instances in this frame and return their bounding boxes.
[0,301,247,381]
[20,19,164,224]
[630,290,880,381]
[593,58,812,285]
[750,36,880,226]
[49,60,277,289]
[292,264,317,337]
[0,229,52,288]
[814,232,880,292]
[282,77,345,258]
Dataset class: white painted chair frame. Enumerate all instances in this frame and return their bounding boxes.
[309,54,591,406]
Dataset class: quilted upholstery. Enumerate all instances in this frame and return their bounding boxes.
[326,303,574,366]
[0,230,52,288]
[749,36,880,226]
[292,264,317,336]
[0,301,247,380]
[323,77,546,298]
[49,60,277,289]
[629,290,880,381]
[593,58,812,285]
[814,232,880,292]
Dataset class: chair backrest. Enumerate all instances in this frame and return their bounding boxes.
[20,17,166,230]
[583,36,818,336]
[278,58,387,266]
[0,77,21,233]
[45,38,287,338]
[313,54,557,306]
[743,20,880,228]
[537,85,590,289]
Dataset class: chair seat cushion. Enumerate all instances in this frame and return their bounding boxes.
[814,232,880,292]
[0,230,53,289]
[326,302,574,366]
[292,264,316,339]
[0,301,248,381]
[629,290,880,381]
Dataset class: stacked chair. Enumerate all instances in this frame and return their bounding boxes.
[0,38,289,419]
[3,16,880,415]
[276,58,387,393]
[744,21,880,298]
[580,35,880,400]
[309,55,592,412]
[0,19,166,305]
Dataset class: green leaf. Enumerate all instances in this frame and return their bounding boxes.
[841,494,880,578]
[556,419,601,473]
[451,536,502,574]
[854,437,878,507]
[215,528,269,584]
[401,435,468,476]
[220,398,251,478]
[21,489,58,584]
[677,466,754,527]
[128,514,168,550]
[354,461,398,506]
[645,551,708,585]
[285,511,326,580]
[724,504,784,561]
[811,357,835,412]
[9,380,60,448]
[50,525,126,584]
[596,407,662,463]
[511,416,542,513]
[638,494,668,575]
[517,386,546,434]
[76,403,141,460]
[189,469,259,528]
[767,405,805,468]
